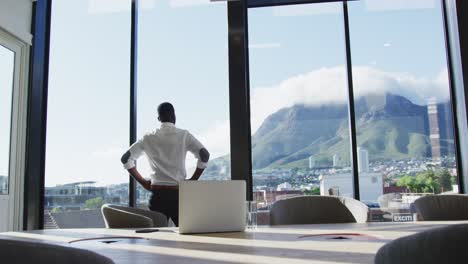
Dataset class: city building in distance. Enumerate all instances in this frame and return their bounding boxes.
[427,97,441,160]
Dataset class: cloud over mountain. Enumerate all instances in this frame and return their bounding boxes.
[198,65,450,162]
[250,65,449,133]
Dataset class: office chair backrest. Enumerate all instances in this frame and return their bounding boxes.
[270,195,369,225]
[0,238,114,264]
[375,224,468,264]
[413,194,468,221]
[101,204,168,228]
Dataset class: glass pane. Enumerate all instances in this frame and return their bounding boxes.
[349,0,459,222]
[44,0,131,228]
[248,3,353,224]
[0,45,14,195]
[136,0,230,207]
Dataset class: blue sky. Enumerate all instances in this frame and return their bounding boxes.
[38,0,450,186]
[249,0,446,88]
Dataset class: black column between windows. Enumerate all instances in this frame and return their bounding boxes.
[24,0,52,230]
[453,0,468,193]
[228,0,253,201]
[129,0,138,207]
[442,0,468,193]
[343,1,360,200]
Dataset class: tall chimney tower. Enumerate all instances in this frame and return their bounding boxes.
[427,97,441,160]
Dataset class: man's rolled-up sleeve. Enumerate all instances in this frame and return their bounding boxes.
[122,140,145,170]
[186,132,209,169]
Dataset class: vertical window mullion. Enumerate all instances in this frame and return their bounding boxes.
[343,1,360,200]
[129,0,138,207]
[441,0,465,193]
[228,0,253,201]
[24,0,52,230]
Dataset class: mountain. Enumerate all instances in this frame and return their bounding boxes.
[250,93,455,170]
[252,103,349,169]
[204,93,455,173]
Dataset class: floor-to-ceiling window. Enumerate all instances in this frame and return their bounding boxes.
[247,0,461,223]
[44,0,131,228]
[136,0,230,207]
[348,0,460,222]
[248,2,354,212]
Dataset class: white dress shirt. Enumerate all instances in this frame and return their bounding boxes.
[123,122,207,186]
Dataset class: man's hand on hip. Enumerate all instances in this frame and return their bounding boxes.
[142,179,152,191]
[128,167,152,191]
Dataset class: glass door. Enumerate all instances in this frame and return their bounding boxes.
[0,44,14,197]
[0,28,28,232]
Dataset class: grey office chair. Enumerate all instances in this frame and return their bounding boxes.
[375,224,468,264]
[413,194,468,221]
[269,196,369,225]
[101,204,168,228]
[0,238,114,264]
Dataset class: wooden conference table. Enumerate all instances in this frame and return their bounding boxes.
[1,221,465,264]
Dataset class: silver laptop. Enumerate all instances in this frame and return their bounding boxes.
[178,180,246,234]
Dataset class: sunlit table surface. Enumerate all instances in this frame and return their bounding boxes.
[1,221,467,264]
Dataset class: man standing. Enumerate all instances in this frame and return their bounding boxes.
[121,102,210,226]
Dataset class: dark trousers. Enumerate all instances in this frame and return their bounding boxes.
[149,189,179,226]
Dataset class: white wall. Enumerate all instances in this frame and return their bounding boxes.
[0,0,33,44]
[320,174,354,198]
[320,172,383,202]
[358,173,383,202]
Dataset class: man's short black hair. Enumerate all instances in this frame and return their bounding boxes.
[158,102,175,123]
